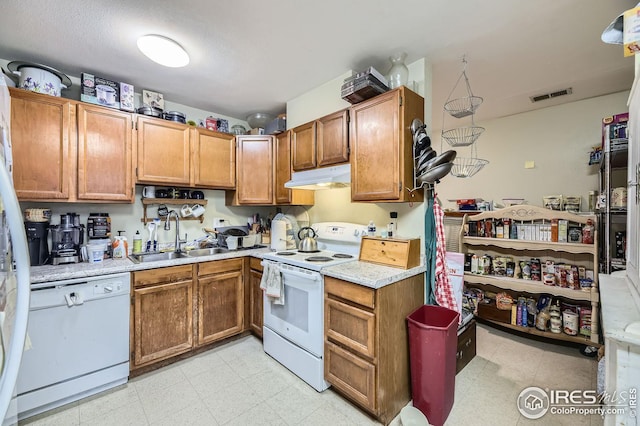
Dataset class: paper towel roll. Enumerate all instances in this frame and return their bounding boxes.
[271,220,287,251]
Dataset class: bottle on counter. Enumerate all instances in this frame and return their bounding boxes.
[112,231,128,259]
[388,212,398,237]
[367,220,376,237]
[133,230,142,253]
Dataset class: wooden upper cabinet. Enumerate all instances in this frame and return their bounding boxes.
[10,88,74,200]
[192,127,235,188]
[317,109,349,167]
[275,131,293,204]
[350,87,424,203]
[76,104,134,202]
[136,116,192,185]
[291,121,316,171]
[235,135,273,204]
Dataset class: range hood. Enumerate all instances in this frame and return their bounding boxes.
[284,163,351,190]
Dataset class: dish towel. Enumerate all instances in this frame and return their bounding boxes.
[259,260,285,305]
[433,198,459,315]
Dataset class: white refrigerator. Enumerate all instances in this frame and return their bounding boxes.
[0,76,32,424]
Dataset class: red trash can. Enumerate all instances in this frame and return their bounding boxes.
[407,304,460,426]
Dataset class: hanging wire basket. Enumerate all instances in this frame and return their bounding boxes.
[441,125,485,147]
[444,95,483,118]
[443,57,483,119]
[450,157,489,178]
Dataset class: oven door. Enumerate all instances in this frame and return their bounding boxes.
[263,263,323,357]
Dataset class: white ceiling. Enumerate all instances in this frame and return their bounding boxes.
[0,0,636,124]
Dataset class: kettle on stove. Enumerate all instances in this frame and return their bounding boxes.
[298,227,318,252]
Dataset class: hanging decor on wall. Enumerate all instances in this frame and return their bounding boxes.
[441,56,489,178]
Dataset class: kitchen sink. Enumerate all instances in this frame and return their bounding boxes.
[184,247,229,257]
[128,251,189,263]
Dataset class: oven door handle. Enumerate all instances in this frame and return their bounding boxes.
[261,261,322,282]
[282,267,322,282]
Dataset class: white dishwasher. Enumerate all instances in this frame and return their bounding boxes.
[16,272,130,420]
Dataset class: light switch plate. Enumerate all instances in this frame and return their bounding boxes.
[525,161,535,169]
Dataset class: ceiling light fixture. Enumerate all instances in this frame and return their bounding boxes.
[137,35,189,68]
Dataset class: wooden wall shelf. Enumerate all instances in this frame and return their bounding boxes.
[140,198,208,224]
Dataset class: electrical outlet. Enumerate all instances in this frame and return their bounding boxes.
[525,161,535,169]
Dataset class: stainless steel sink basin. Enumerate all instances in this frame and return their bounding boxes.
[184,247,229,257]
[128,251,189,263]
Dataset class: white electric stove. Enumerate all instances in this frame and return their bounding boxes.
[262,222,368,270]
[262,222,368,392]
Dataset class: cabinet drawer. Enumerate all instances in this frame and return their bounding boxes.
[326,298,376,359]
[249,257,263,272]
[325,276,375,309]
[198,258,244,276]
[133,264,193,288]
[456,320,476,374]
[325,341,376,413]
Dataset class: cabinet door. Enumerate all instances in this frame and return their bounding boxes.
[291,121,316,171]
[350,90,401,201]
[77,104,134,202]
[132,280,193,367]
[236,135,273,204]
[192,128,235,188]
[325,341,376,413]
[350,88,423,202]
[136,116,192,185]
[317,109,349,167]
[10,88,74,200]
[275,131,293,204]
[249,268,263,337]
[197,268,244,345]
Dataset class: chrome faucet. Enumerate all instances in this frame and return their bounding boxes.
[165,210,187,252]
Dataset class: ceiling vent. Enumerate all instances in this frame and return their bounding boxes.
[529,88,573,103]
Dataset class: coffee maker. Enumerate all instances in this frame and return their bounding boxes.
[50,213,84,265]
[25,221,50,266]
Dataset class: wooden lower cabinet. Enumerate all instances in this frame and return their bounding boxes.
[131,265,194,368]
[131,259,247,371]
[324,274,424,425]
[248,258,263,337]
[196,259,244,345]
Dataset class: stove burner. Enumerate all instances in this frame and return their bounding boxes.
[276,252,296,256]
[299,250,320,253]
[332,253,353,259]
[305,256,334,262]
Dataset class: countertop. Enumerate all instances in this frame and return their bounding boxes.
[322,261,426,289]
[29,247,271,283]
[599,271,640,346]
[30,248,425,288]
